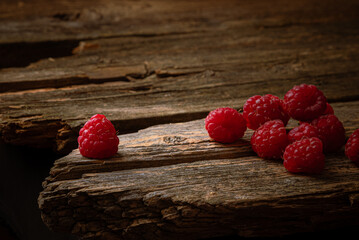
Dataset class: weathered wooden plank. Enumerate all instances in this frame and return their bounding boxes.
[2,14,359,90]
[39,156,359,239]
[42,100,359,184]
[38,101,359,239]
[1,45,359,153]
[2,0,358,44]
[1,76,358,154]
[1,0,359,154]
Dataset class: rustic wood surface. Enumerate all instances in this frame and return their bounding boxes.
[0,0,359,239]
[39,102,359,239]
[1,0,359,154]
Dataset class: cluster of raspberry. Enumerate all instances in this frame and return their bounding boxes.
[205,84,359,174]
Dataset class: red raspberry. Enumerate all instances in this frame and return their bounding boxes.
[250,119,288,159]
[284,84,327,121]
[322,102,334,115]
[345,129,359,163]
[78,114,119,159]
[288,122,319,144]
[205,107,247,143]
[243,94,289,130]
[283,137,325,174]
[311,114,346,153]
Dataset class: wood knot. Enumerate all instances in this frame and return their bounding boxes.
[163,136,187,144]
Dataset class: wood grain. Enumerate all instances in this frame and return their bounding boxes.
[2,0,358,44]
[1,0,359,154]
[39,101,359,239]
[42,100,359,184]
[39,156,359,239]
[1,0,359,238]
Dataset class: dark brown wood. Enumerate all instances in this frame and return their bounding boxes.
[1,0,359,154]
[42,101,359,185]
[38,101,359,239]
[1,0,359,239]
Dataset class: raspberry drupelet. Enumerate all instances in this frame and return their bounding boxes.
[78,114,119,159]
[283,137,325,174]
[284,84,327,122]
[205,107,247,143]
[323,102,334,115]
[288,122,319,144]
[243,94,289,130]
[345,129,359,163]
[310,114,346,153]
[250,119,288,159]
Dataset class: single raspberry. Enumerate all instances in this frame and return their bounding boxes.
[284,84,327,121]
[78,114,119,159]
[243,94,289,130]
[311,114,346,153]
[283,137,325,174]
[288,122,319,144]
[322,102,334,115]
[205,107,247,143]
[250,119,288,159]
[345,129,359,163]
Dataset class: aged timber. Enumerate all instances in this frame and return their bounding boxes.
[38,101,359,239]
[1,0,359,154]
[1,0,359,238]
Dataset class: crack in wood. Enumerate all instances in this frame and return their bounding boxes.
[0,40,80,69]
[0,65,152,93]
[1,0,359,239]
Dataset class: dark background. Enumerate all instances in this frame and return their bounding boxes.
[0,141,75,240]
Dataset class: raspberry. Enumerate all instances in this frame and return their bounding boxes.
[284,84,327,121]
[288,122,319,144]
[311,114,346,153]
[243,94,289,130]
[78,114,119,159]
[322,102,334,115]
[250,120,288,159]
[345,129,359,163]
[283,137,325,174]
[205,107,247,143]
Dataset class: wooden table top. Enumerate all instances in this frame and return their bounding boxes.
[1,0,359,239]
